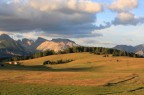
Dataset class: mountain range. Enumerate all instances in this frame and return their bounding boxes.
[114,44,144,56]
[1,34,144,58]
[0,34,78,58]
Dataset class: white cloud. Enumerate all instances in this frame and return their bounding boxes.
[117,12,134,22]
[113,12,134,24]
[108,0,144,26]
[112,12,144,25]
[28,0,102,13]
[109,0,138,12]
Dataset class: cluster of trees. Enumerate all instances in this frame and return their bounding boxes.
[9,46,143,61]
[43,59,73,65]
[62,46,142,58]
[32,50,55,58]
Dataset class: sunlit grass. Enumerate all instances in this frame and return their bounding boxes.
[0,52,144,95]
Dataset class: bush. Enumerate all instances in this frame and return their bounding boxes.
[43,59,73,65]
[43,60,51,65]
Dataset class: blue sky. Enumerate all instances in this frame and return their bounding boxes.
[0,0,144,47]
[82,0,144,47]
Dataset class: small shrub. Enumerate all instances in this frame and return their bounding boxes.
[0,64,4,67]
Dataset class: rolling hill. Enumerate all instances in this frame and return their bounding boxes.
[1,52,144,95]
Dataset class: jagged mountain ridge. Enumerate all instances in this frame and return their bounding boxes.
[17,37,47,53]
[0,34,78,58]
[18,37,78,52]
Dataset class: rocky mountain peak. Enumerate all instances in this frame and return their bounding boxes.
[22,38,34,46]
[0,34,79,58]
[36,37,47,43]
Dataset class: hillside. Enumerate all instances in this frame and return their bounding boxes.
[37,40,78,52]
[20,53,144,73]
[1,53,144,95]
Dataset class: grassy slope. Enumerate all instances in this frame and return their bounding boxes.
[0,52,144,95]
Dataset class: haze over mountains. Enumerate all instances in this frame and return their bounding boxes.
[0,34,78,58]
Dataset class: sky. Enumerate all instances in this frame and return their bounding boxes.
[0,0,144,47]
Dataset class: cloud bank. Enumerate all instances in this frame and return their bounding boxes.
[0,0,103,38]
[0,0,144,39]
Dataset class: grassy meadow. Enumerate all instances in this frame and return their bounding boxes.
[0,52,144,95]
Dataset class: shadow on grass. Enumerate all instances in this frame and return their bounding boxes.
[0,64,102,72]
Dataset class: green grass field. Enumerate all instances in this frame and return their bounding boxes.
[0,53,144,95]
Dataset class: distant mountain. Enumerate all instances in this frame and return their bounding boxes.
[0,34,28,58]
[0,34,13,41]
[135,44,144,51]
[114,45,135,53]
[37,39,78,52]
[114,44,144,56]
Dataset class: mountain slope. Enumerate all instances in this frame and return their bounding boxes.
[33,37,47,48]
[0,34,28,58]
[36,41,66,52]
[17,38,34,53]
